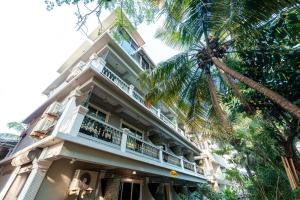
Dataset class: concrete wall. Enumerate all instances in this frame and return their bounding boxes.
[142,183,155,200]
[107,112,121,128]
[170,186,180,200]
[103,178,120,200]
[4,172,29,200]
[0,164,15,193]
[35,159,75,200]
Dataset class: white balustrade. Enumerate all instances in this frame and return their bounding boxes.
[183,159,195,171]
[77,111,199,173]
[126,134,160,159]
[101,67,130,93]
[162,150,182,167]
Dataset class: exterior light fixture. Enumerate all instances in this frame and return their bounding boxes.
[132,171,136,175]
[70,158,76,164]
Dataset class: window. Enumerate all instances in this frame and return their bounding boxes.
[121,122,143,139]
[118,182,141,200]
[141,56,150,70]
[114,27,138,55]
[86,104,107,122]
[112,27,153,71]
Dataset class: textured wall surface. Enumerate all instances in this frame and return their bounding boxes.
[103,178,120,200]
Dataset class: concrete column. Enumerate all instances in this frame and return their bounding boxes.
[193,163,197,173]
[157,109,161,118]
[174,118,178,130]
[65,105,89,136]
[180,156,184,170]
[129,84,134,96]
[53,88,82,134]
[159,146,163,163]
[17,159,52,200]
[56,89,89,136]
[89,53,106,73]
[121,128,129,152]
[0,166,21,200]
[103,178,121,200]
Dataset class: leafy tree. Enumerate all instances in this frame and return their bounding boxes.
[178,184,238,200]
[218,113,297,199]
[224,7,300,177]
[7,121,26,133]
[45,0,158,33]
[140,0,300,129]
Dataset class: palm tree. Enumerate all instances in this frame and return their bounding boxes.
[141,0,300,132]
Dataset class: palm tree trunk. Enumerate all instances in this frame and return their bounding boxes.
[206,70,232,133]
[282,156,299,190]
[219,69,254,113]
[212,57,300,119]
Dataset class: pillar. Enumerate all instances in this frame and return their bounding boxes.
[129,84,134,96]
[103,178,121,200]
[159,146,163,163]
[56,89,88,136]
[121,128,129,152]
[17,159,52,200]
[0,166,21,200]
[89,53,106,74]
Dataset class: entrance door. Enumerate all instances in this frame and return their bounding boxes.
[118,181,141,200]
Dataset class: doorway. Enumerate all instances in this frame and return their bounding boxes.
[118,180,142,200]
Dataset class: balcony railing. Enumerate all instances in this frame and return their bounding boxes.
[162,151,181,167]
[77,113,201,176]
[160,114,176,129]
[102,66,130,93]
[98,65,194,144]
[183,159,195,171]
[79,115,122,146]
[126,134,160,159]
[132,90,144,105]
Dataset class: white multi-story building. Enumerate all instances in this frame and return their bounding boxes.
[0,11,230,200]
[196,141,231,191]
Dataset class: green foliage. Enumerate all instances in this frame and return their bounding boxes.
[177,184,238,200]
[224,7,300,160]
[226,8,300,120]
[218,114,295,199]
[197,183,222,200]
[178,191,202,200]
[7,121,26,133]
[45,0,158,31]
[221,188,237,200]
[293,187,300,199]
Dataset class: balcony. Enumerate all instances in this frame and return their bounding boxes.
[77,114,204,176]
[45,54,199,150]
[88,61,195,145]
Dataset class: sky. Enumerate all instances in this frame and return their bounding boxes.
[0,1,178,135]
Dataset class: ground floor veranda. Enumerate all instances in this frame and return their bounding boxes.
[0,141,206,200]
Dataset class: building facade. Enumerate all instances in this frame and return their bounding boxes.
[196,141,231,191]
[0,11,231,200]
